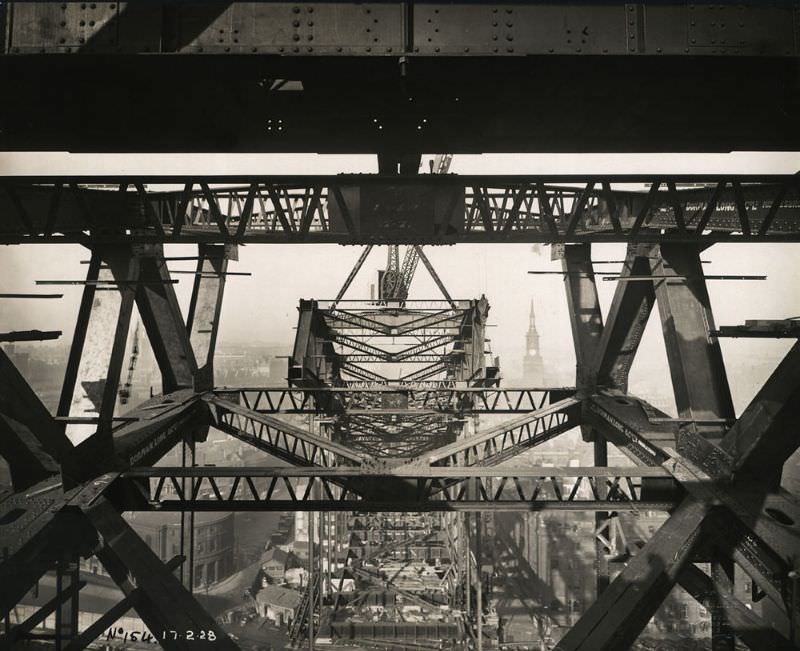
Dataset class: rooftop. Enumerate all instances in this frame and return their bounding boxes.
[256,585,302,611]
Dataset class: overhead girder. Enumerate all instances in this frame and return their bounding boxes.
[2,3,800,155]
[1,176,800,244]
[5,2,798,60]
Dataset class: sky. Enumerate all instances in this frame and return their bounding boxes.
[1,151,799,413]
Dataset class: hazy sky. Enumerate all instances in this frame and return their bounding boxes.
[1,151,798,413]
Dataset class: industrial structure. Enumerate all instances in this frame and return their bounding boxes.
[1,2,800,650]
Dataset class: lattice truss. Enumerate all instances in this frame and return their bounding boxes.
[1,176,800,244]
[0,205,799,649]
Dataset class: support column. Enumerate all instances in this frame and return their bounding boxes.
[651,244,734,438]
[59,248,140,456]
[475,511,483,651]
[187,244,233,392]
[594,243,657,392]
[593,439,610,596]
[710,558,735,651]
[560,244,603,397]
[560,244,611,601]
[135,244,197,393]
[54,555,80,650]
[308,509,315,651]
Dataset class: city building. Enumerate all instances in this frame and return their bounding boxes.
[125,512,235,590]
[255,585,303,626]
[260,547,297,584]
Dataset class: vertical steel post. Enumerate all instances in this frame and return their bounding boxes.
[180,438,187,587]
[188,440,196,592]
[476,511,483,651]
[711,558,735,651]
[594,439,610,597]
[308,509,315,651]
[465,513,471,618]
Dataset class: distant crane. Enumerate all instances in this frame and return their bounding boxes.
[118,320,140,405]
[380,154,454,302]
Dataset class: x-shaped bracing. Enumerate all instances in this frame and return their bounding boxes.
[553,242,800,650]
[0,242,241,648]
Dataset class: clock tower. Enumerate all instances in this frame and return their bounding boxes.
[522,299,545,383]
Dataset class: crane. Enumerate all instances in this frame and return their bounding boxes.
[380,154,454,302]
[118,320,140,405]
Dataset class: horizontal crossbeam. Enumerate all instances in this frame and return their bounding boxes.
[1,176,798,244]
[115,465,679,512]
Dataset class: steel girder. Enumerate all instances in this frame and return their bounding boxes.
[216,386,573,414]
[5,3,798,58]
[0,176,799,244]
[2,4,800,154]
[114,466,679,513]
